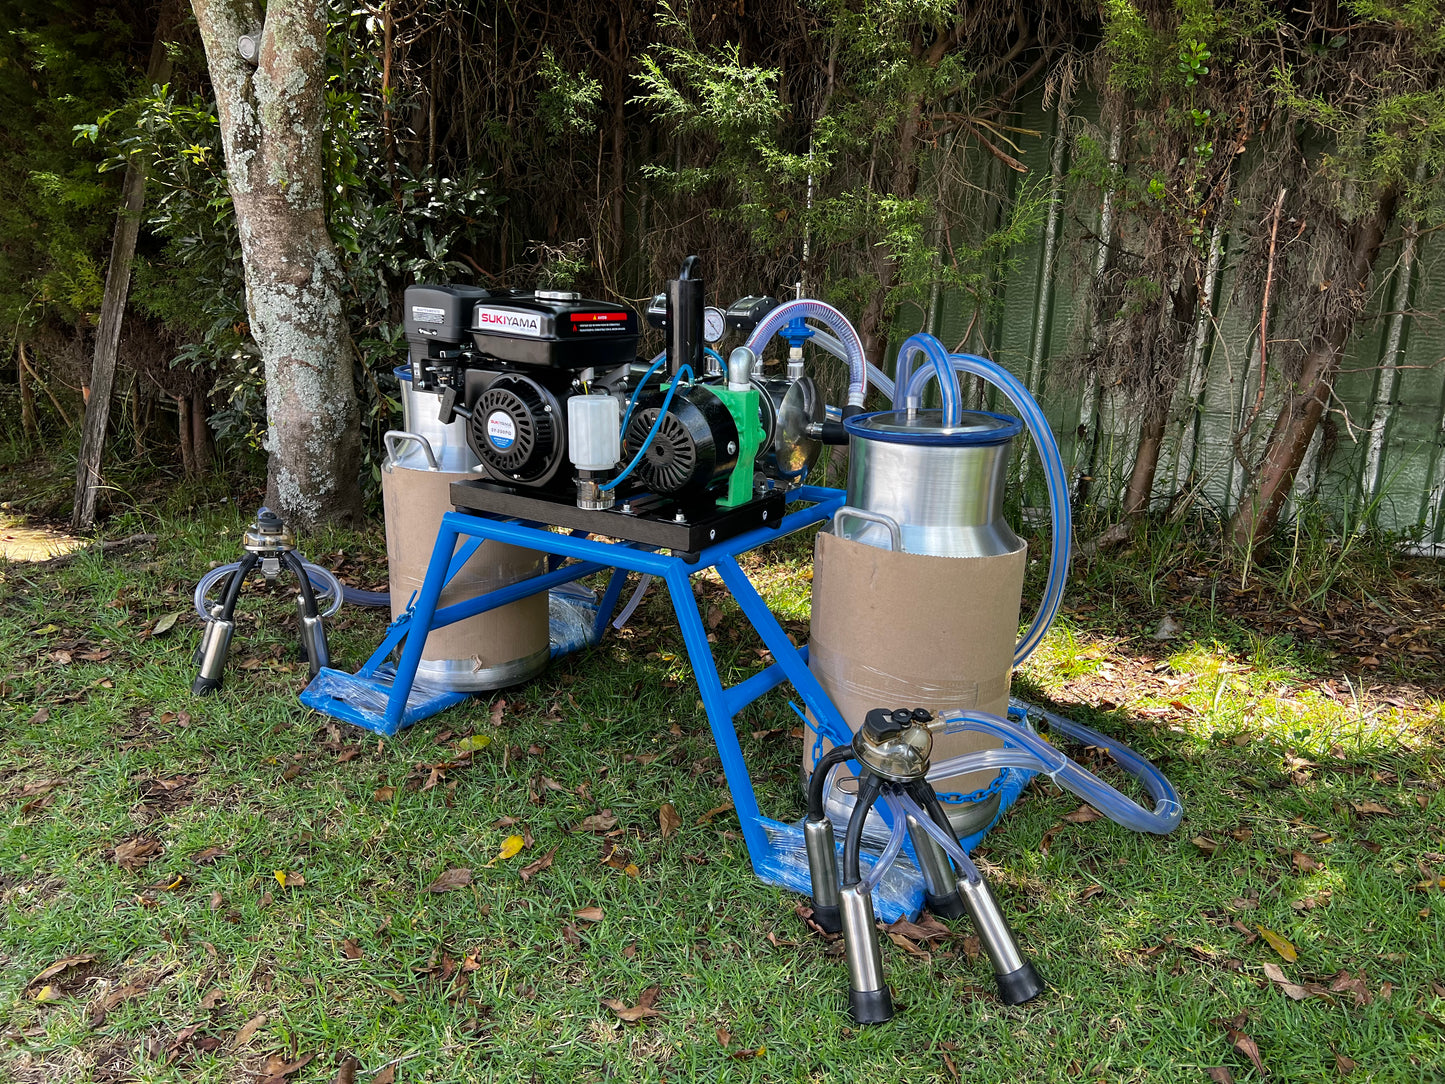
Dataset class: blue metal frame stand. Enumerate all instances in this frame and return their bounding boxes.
[303,485,954,917]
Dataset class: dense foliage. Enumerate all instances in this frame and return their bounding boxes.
[2,0,1441,539]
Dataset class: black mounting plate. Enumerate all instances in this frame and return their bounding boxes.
[448,479,788,559]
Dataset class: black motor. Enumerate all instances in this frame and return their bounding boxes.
[622,387,739,498]
[404,285,640,497]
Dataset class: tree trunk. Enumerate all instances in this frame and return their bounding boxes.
[17,342,38,440]
[191,0,362,528]
[71,0,180,528]
[1229,188,1399,553]
[1123,401,1169,516]
[191,389,214,472]
[177,394,195,476]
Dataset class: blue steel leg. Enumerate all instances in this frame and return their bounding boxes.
[383,518,461,731]
[358,535,485,678]
[593,568,629,641]
[714,557,851,744]
[661,561,772,865]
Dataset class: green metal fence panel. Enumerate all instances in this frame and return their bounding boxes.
[900,90,1445,539]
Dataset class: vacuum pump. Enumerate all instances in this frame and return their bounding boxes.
[402,260,830,546]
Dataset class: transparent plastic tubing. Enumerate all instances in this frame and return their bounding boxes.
[862,793,912,892]
[893,342,1072,666]
[743,300,868,411]
[894,333,962,426]
[929,708,1183,835]
[194,560,345,619]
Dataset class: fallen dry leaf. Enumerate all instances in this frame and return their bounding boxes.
[191,846,229,865]
[233,1012,268,1047]
[1350,801,1392,817]
[373,786,395,802]
[275,870,306,889]
[332,1055,359,1084]
[1062,803,1104,824]
[1256,925,1298,962]
[574,906,604,922]
[484,834,526,867]
[573,810,618,833]
[200,988,226,1010]
[519,845,557,883]
[112,837,162,871]
[1221,1018,1266,1077]
[26,707,50,726]
[14,778,61,800]
[31,984,64,1003]
[1193,835,1223,856]
[1262,961,1309,1000]
[698,802,734,825]
[425,867,472,893]
[372,1065,397,1084]
[1292,852,1323,874]
[659,802,681,838]
[259,1050,316,1080]
[601,984,662,1023]
[1205,1069,1235,1084]
[1333,1047,1358,1074]
[1329,970,1372,1007]
[342,939,363,961]
[29,954,97,987]
[886,914,953,945]
[151,612,183,637]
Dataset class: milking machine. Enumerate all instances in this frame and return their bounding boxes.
[190,507,343,694]
[279,254,1180,1025]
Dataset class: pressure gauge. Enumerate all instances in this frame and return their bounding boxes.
[703,306,727,344]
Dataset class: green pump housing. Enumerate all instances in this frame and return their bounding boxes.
[700,383,764,508]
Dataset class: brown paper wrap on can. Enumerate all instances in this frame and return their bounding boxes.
[382,463,549,686]
[806,529,1027,795]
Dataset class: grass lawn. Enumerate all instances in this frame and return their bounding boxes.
[1,471,1443,1083]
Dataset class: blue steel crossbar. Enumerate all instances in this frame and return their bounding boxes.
[368,485,853,874]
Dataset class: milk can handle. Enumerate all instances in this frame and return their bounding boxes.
[383,430,439,471]
[832,506,901,551]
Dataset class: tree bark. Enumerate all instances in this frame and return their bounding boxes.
[1228,188,1399,553]
[17,342,38,440]
[191,0,362,527]
[191,388,214,472]
[177,394,195,476]
[71,0,179,528]
[1123,400,1169,516]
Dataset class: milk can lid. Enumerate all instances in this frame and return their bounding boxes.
[843,409,1022,446]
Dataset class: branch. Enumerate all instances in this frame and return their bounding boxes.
[1235,187,1288,464]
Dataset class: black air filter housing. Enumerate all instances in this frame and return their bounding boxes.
[470,290,639,370]
[405,284,491,350]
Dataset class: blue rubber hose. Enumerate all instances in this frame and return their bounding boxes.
[600,364,694,491]
[621,353,669,441]
[893,343,1072,666]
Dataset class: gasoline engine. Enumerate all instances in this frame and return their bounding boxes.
[403,258,826,545]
